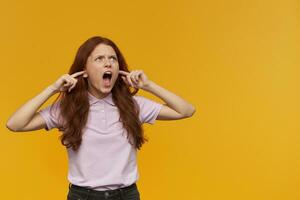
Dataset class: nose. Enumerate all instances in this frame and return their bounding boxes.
[104,58,112,68]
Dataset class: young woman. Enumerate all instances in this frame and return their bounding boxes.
[6,36,195,200]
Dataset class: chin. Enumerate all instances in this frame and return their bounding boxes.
[103,89,112,94]
[99,85,115,94]
[91,79,117,95]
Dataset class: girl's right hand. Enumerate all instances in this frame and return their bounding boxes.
[48,71,85,93]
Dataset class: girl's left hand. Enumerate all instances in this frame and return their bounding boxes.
[119,70,150,90]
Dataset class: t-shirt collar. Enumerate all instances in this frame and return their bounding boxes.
[87,91,115,106]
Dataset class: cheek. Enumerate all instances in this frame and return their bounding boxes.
[86,69,101,83]
[113,62,119,69]
[87,74,102,88]
[87,63,101,75]
[89,73,99,81]
[87,62,100,71]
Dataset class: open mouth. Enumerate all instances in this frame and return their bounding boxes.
[103,71,112,80]
[102,71,112,86]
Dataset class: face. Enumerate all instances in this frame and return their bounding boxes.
[84,43,119,98]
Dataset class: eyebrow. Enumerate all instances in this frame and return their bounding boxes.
[94,54,117,59]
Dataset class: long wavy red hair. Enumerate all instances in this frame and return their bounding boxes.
[51,36,147,151]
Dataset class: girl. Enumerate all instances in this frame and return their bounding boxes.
[6,36,195,200]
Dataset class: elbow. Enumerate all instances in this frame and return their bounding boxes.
[6,121,20,132]
[188,106,196,117]
[183,105,196,118]
[6,124,17,132]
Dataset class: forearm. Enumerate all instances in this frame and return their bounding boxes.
[6,86,57,130]
[143,81,195,116]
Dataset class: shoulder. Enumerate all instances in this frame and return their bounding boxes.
[132,95,162,124]
[132,95,146,102]
[132,94,163,113]
[38,100,62,117]
[132,95,156,106]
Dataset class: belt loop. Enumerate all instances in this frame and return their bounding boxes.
[118,188,124,199]
[86,188,90,200]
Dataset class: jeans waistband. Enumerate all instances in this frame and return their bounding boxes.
[69,182,137,196]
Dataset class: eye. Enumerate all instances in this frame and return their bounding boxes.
[95,56,104,61]
[110,56,117,61]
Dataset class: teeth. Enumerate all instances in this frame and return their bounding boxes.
[103,71,112,79]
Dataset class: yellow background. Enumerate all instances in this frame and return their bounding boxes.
[1,0,299,199]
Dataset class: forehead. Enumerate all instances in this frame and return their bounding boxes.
[90,43,116,57]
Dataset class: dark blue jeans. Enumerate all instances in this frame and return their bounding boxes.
[67,182,140,200]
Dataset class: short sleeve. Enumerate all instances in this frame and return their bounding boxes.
[38,102,62,131]
[133,95,163,124]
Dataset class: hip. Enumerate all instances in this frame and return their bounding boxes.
[67,182,140,200]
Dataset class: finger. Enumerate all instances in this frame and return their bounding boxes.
[65,83,74,92]
[119,70,130,76]
[133,71,141,83]
[63,79,71,86]
[68,80,78,92]
[70,77,78,83]
[68,83,76,92]
[121,76,130,86]
[64,77,74,86]
[126,75,134,87]
[66,77,75,85]
[130,71,139,84]
[63,82,71,87]
[70,71,85,78]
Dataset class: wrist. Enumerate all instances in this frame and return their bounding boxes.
[46,85,58,95]
[142,80,155,92]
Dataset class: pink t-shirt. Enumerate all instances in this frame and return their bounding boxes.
[38,92,162,191]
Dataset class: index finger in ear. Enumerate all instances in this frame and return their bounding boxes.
[119,70,130,76]
[71,71,85,78]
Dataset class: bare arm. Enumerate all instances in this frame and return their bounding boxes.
[119,70,196,120]
[143,81,195,120]
[6,87,57,132]
[6,71,85,132]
